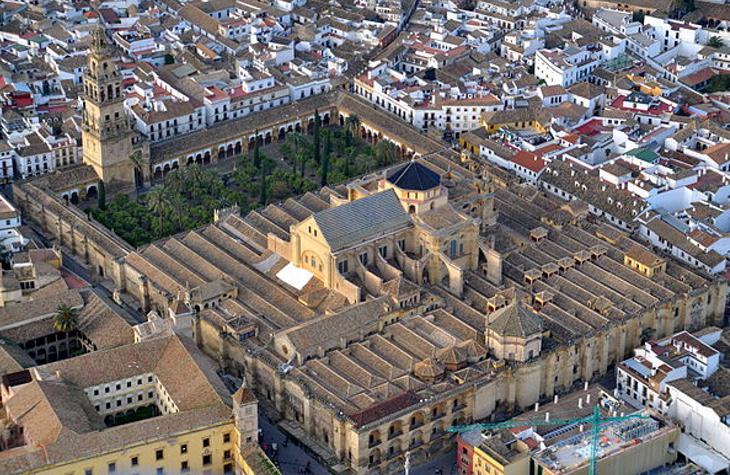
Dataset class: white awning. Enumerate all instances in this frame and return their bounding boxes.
[275,263,313,291]
[677,433,730,474]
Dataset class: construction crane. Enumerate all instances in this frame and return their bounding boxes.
[448,405,652,475]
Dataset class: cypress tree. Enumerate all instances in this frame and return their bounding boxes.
[97,180,106,210]
[253,130,261,168]
[258,161,267,205]
[321,131,331,187]
[313,109,321,165]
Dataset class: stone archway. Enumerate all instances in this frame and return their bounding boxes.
[227,144,234,157]
[163,164,171,176]
[218,147,226,160]
[203,151,211,164]
[154,167,163,180]
[86,185,98,200]
[278,128,286,141]
[70,192,79,204]
[234,142,242,155]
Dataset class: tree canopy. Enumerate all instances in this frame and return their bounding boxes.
[93,122,402,247]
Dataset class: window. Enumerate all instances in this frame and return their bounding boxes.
[203,437,210,448]
[224,449,231,460]
[156,469,163,475]
[223,433,231,444]
[131,457,138,466]
[358,252,369,266]
[181,444,188,454]
[85,470,93,475]
[181,461,190,473]
[203,454,212,466]
[156,449,164,461]
[108,462,116,473]
[337,260,348,274]
[378,245,388,258]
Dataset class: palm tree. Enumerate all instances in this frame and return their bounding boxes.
[129,150,145,199]
[374,141,398,167]
[344,115,360,149]
[167,192,185,232]
[147,187,171,235]
[345,114,361,135]
[53,304,79,333]
[707,36,725,48]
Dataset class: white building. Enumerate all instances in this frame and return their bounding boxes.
[0,142,16,183]
[666,379,730,474]
[12,132,55,180]
[0,193,27,254]
[616,330,721,416]
[534,47,602,87]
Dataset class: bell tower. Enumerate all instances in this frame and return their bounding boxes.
[82,27,141,189]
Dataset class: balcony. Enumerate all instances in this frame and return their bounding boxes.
[368,439,382,448]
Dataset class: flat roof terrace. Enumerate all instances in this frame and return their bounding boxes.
[533,413,670,474]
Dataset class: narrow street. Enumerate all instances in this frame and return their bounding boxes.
[259,415,331,475]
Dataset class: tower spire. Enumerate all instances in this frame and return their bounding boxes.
[91,25,112,56]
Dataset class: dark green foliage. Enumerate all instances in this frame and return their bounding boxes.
[95,123,400,247]
[707,74,730,93]
[97,180,106,210]
[92,165,242,247]
[253,130,262,168]
[313,109,321,165]
[707,36,725,49]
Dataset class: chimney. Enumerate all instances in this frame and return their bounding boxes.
[579,424,584,432]
[545,412,550,422]
[584,381,589,391]
[578,398,583,409]
[554,394,559,404]
[586,393,591,404]
[534,402,540,412]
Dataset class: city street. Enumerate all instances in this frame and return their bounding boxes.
[259,415,331,475]
[259,412,456,475]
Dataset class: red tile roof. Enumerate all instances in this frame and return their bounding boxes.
[511,151,546,173]
[349,391,420,427]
